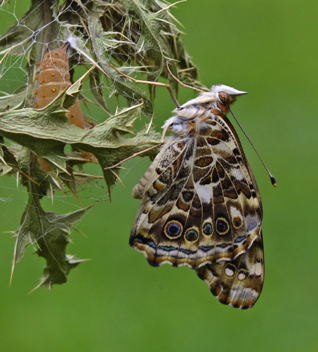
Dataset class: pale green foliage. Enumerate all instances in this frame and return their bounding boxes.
[0,0,201,288]
[13,198,91,289]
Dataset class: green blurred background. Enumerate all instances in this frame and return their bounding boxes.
[0,0,317,351]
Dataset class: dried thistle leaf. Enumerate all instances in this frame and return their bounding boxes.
[11,195,91,288]
[0,74,161,190]
[0,0,201,288]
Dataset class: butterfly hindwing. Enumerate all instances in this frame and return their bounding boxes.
[195,231,264,309]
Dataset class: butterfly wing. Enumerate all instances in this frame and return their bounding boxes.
[196,129,264,309]
[131,136,195,265]
[195,231,264,309]
[130,111,262,269]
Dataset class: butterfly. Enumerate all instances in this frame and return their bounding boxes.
[130,84,265,309]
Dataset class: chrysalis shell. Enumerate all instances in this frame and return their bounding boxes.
[35,42,85,129]
[35,43,95,169]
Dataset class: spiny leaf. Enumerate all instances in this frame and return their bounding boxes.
[122,0,166,81]
[88,67,111,114]
[0,0,201,289]
[0,0,60,55]
[87,3,154,115]
[11,191,92,288]
[0,74,161,191]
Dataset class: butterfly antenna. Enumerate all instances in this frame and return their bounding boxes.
[229,108,277,187]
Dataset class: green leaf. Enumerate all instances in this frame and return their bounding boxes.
[11,192,91,289]
[0,0,201,289]
[0,0,60,55]
[87,3,154,115]
[88,67,111,115]
[0,72,161,190]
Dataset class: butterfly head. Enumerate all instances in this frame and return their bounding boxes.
[212,84,247,113]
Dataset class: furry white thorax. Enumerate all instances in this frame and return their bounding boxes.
[162,116,187,135]
[162,90,218,136]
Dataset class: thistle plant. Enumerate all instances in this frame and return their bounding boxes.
[0,0,202,288]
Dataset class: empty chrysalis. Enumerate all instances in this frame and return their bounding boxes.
[34,42,85,129]
[34,42,95,168]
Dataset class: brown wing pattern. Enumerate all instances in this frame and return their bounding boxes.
[130,112,262,270]
[195,231,264,309]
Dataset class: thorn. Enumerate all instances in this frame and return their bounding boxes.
[0,47,12,66]
[107,185,112,202]
[29,280,45,294]
[10,234,18,288]
[109,169,125,188]
[74,192,86,209]
[49,183,54,205]
[72,226,88,238]
[49,174,68,195]
[104,143,161,170]
[50,161,71,176]
[19,170,40,186]
[9,259,15,288]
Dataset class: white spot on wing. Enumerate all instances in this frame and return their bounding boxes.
[238,272,247,281]
[230,167,244,181]
[241,288,251,300]
[225,267,235,277]
[255,263,262,276]
[230,206,243,219]
[246,214,261,234]
[251,290,259,299]
[196,184,212,204]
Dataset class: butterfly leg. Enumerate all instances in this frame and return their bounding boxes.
[104,142,163,170]
[165,61,209,93]
[110,63,180,108]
